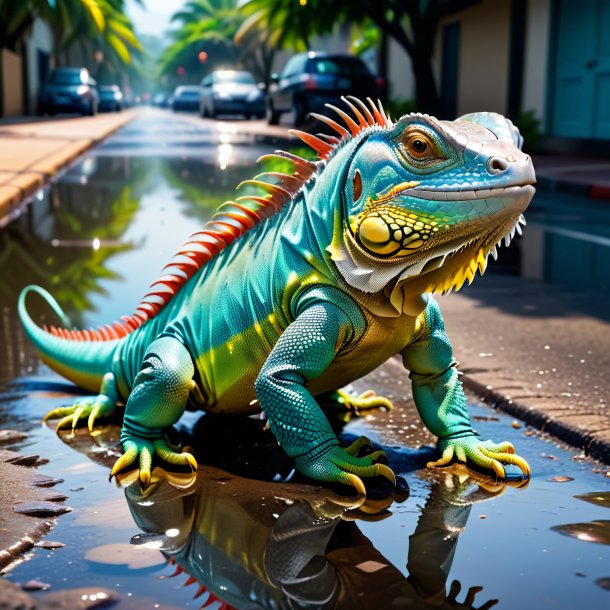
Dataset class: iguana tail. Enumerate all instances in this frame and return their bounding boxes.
[18,285,121,393]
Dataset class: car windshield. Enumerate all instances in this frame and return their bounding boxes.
[176,88,200,97]
[312,58,371,77]
[214,71,254,85]
[50,70,87,85]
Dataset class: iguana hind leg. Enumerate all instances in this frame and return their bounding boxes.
[110,336,197,488]
[44,371,119,432]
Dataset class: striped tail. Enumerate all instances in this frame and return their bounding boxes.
[18,285,121,393]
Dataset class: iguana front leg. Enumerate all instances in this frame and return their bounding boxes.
[255,301,395,498]
[401,299,530,479]
[44,371,119,432]
[109,336,197,487]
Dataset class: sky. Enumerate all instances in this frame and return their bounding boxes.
[127,0,178,39]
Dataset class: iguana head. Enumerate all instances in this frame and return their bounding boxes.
[327,109,535,305]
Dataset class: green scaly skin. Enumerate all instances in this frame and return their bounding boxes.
[19,99,535,491]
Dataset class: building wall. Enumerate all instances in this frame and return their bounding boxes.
[25,19,53,114]
[521,0,551,127]
[2,48,23,116]
[387,37,415,101]
[435,0,511,116]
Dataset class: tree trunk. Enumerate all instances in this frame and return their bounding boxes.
[410,48,441,115]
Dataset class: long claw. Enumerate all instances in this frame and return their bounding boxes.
[183,453,197,470]
[140,468,151,489]
[490,459,506,479]
[42,406,75,423]
[71,406,85,431]
[374,463,396,486]
[110,444,138,480]
[344,473,366,508]
[481,449,530,477]
[55,414,75,432]
[88,404,102,432]
[427,445,455,468]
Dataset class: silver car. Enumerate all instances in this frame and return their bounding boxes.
[38,67,99,116]
[199,70,265,119]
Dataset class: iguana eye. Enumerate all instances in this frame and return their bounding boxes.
[402,130,445,165]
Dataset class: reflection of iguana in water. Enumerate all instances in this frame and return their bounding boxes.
[125,467,507,609]
[19,98,534,494]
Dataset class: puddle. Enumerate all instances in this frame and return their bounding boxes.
[517,190,610,295]
[0,115,609,609]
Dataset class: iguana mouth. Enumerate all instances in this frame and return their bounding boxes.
[384,183,536,202]
[405,184,534,201]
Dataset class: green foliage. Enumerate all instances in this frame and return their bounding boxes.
[514,110,543,153]
[159,0,243,85]
[385,98,418,120]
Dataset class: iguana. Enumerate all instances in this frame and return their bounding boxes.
[19,97,534,493]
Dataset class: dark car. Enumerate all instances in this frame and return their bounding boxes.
[38,67,99,116]
[199,70,265,119]
[267,52,382,126]
[98,85,123,112]
[172,86,202,112]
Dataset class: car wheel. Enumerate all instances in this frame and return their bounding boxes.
[209,104,216,119]
[267,102,280,125]
[293,97,308,126]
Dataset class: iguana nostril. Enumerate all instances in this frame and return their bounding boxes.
[487,156,510,174]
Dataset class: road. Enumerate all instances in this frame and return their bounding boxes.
[0,109,609,610]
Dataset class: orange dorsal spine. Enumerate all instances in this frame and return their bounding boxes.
[48,97,392,342]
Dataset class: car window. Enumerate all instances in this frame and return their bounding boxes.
[213,71,255,84]
[50,70,87,85]
[281,55,307,79]
[202,75,212,87]
[312,58,371,77]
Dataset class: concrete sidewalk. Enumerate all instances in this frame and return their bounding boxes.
[438,274,610,464]
[0,109,139,226]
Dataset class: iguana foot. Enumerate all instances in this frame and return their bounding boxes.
[110,434,197,488]
[428,435,530,480]
[336,389,394,413]
[44,394,116,433]
[295,443,395,508]
[343,435,387,462]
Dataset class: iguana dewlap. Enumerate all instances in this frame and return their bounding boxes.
[19,98,534,494]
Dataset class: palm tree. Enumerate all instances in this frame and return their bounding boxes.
[0,0,142,113]
[159,0,243,86]
[238,0,452,115]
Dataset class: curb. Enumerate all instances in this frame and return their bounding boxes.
[0,110,139,227]
[462,374,610,465]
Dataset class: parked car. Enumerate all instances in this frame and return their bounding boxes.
[172,86,202,112]
[266,52,383,126]
[199,70,265,119]
[98,85,123,112]
[38,67,99,116]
